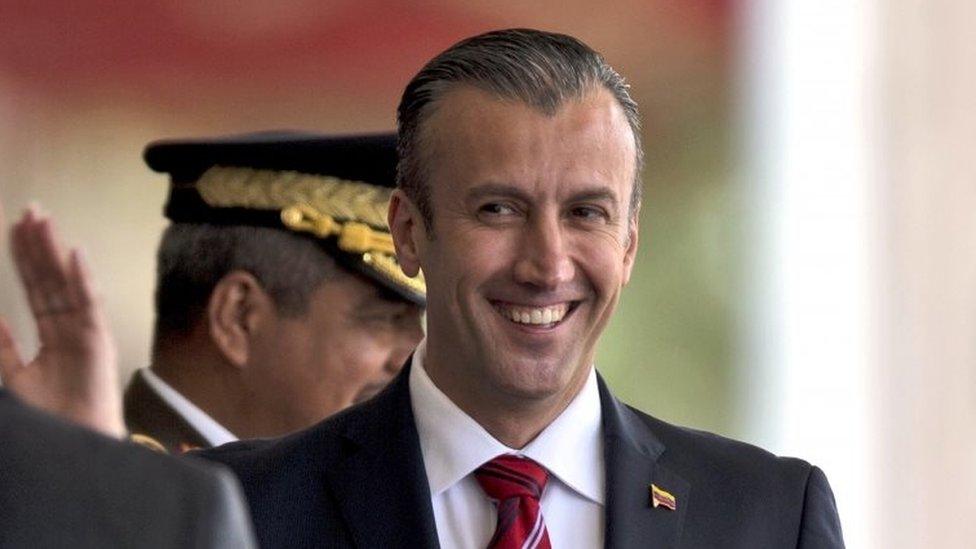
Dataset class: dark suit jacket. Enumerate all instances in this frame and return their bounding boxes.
[124,368,211,453]
[0,389,256,549]
[201,365,844,548]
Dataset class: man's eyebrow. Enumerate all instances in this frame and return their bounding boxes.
[567,188,619,207]
[464,183,533,202]
[465,184,621,207]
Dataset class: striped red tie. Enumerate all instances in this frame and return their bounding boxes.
[474,454,552,549]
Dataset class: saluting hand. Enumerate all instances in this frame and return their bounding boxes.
[0,205,125,439]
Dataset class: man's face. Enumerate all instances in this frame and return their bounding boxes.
[404,85,638,410]
[251,272,423,436]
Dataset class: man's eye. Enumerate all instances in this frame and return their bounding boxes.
[570,206,609,222]
[479,203,518,216]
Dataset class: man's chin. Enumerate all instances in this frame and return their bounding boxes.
[485,355,577,400]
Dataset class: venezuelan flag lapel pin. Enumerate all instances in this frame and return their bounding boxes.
[650,484,677,511]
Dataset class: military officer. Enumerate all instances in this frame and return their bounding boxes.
[125,132,425,453]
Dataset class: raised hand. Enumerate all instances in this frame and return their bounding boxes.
[0,206,125,438]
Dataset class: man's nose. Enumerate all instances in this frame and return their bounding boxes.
[513,214,574,290]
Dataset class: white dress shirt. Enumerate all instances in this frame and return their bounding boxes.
[140,368,238,447]
[409,340,605,549]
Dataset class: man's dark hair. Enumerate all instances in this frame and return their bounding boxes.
[396,28,643,229]
[151,223,338,352]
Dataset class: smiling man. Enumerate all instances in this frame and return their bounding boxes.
[396,83,639,455]
[202,29,845,548]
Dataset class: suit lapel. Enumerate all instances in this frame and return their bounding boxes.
[599,376,689,549]
[323,364,440,548]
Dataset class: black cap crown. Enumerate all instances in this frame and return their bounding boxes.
[144,131,425,306]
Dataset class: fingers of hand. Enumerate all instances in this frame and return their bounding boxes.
[29,212,73,313]
[0,317,26,381]
[67,248,96,311]
[12,208,78,318]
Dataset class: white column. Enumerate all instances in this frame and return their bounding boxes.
[736,1,877,547]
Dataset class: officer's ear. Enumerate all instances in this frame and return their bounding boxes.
[206,270,271,368]
[388,189,426,278]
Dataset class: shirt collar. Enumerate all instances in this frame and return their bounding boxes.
[141,368,238,447]
[409,339,605,504]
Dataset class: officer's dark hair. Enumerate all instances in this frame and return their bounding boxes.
[151,223,338,352]
[396,28,643,230]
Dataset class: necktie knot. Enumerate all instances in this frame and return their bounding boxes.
[475,454,549,502]
[475,454,552,549]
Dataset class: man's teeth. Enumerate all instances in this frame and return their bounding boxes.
[498,303,570,325]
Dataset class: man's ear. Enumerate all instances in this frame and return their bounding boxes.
[388,189,425,278]
[206,270,273,368]
[621,213,640,286]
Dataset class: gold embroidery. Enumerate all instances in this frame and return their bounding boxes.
[195,166,425,297]
[280,205,395,255]
[363,252,426,296]
[339,222,396,256]
[197,166,392,228]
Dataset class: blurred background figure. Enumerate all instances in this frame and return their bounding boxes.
[0,200,256,549]
[1,1,971,546]
[125,132,424,453]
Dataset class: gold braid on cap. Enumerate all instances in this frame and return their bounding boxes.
[279,204,396,255]
[197,166,391,228]
[361,251,426,296]
[196,166,425,296]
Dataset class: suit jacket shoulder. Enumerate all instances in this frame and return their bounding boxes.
[198,421,347,548]
[200,367,439,549]
[0,390,256,549]
[601,386,844,548]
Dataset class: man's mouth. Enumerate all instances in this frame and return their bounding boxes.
[491,301,577,328]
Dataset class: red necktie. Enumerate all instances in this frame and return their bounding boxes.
[474,454,552,549]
